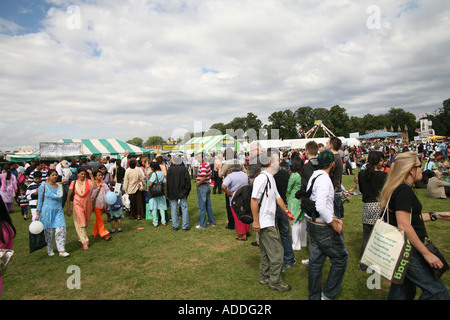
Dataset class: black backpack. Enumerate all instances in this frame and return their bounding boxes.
[231,174,270,224]
[300,174,323,221]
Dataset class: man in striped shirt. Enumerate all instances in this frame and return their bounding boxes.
[26,171,43,221]
[26,161,48,185]
[195,152,215,229]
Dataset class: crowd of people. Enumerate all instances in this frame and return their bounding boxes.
[1,137,450,299]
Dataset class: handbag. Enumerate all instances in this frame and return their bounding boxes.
[149,173,164,198]
[29,184,47,254]
[0,249,14,277]
[359,197,412,284]
[92,185,101,209]
[29,231,46,253]
[424,238,449,278]
[122,194,131,210]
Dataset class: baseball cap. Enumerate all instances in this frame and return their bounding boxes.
[318,150,335,168]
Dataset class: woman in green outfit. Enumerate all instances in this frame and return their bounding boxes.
[287,158,307,250]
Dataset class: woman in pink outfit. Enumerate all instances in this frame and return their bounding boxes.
[0,164,17,213]
[0,196,15,297]
[66,168,97,250]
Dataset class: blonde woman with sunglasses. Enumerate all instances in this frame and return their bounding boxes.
[379,152,450,300]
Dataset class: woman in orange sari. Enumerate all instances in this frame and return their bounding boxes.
[67,168,97,250]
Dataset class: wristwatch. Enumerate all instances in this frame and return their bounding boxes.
[429,212,437,221]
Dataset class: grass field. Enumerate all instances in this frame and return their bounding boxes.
[1,171,449,300]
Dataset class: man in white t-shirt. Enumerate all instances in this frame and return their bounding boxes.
[251,148,294,292]
[121,150,130,169]
[305,150,348,300]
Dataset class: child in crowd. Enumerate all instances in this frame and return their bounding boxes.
[26,171,43,221]
[109,182,124,234]
[17,184,29,220]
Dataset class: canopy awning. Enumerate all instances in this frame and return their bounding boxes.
[255,139,291,149]
[359,131,402,139]
[4,150,40,162]
[179,134,242,154]
[284,136,361,149]
[57,139,150,158]
[426,135,447,142]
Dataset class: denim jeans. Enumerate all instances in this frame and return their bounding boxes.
[307,220,348,300]
[170,198,189,230]
[388,250,450,300]
[275,206,295,267]
[333,192,344,219]
[197,184,215,228]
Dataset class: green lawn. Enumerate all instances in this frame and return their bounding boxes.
[1,172,449,300]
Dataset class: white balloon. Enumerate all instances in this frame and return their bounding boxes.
[29,221,44,234]
[105,192,117,205]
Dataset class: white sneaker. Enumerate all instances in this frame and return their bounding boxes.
[48,251,55,257]
[321,292,332,300]
[195,225,206,230]
[301,259,309,265]
[59,252,70,257]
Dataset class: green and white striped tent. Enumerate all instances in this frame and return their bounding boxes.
[179,134,242,154]
[57,139,151,158]
[5,150,40,162]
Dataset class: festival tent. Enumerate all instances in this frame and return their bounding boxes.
[358,131,402,139]
[178,134,242,154]
[285,138,329,149]
[340,137,362,147]
[255,139,292,149]
[285,137,361,149]
[57,139,151,158]
[5,150,40,162]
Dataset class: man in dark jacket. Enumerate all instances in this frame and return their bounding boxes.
[296,141,319,200]
[167,155,192,231]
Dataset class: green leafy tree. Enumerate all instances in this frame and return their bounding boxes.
[326,105,350,136]
[267,109,298,139]
[386,108,417,140]
[205,123,227,136]
[126,137,143,147]
[347,116,364,135]
[144,136,164,146]
[294,106,316,134]
[430,98,450,136]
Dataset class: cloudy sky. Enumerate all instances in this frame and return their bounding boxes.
[0,0,449,149]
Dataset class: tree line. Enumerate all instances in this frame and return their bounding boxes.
[207,98,450,141]
[128,98,449,146]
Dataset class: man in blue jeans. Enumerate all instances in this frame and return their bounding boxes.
[305,150,348,300]
[274,161,296,271]
[195,152,215,229]
[326,136,344,219]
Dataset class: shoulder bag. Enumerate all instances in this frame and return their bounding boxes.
[0,249,14,277]
[360,197,412,284]
[149,172,164,198]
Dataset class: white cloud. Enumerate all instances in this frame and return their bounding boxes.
[0,0,449,148]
